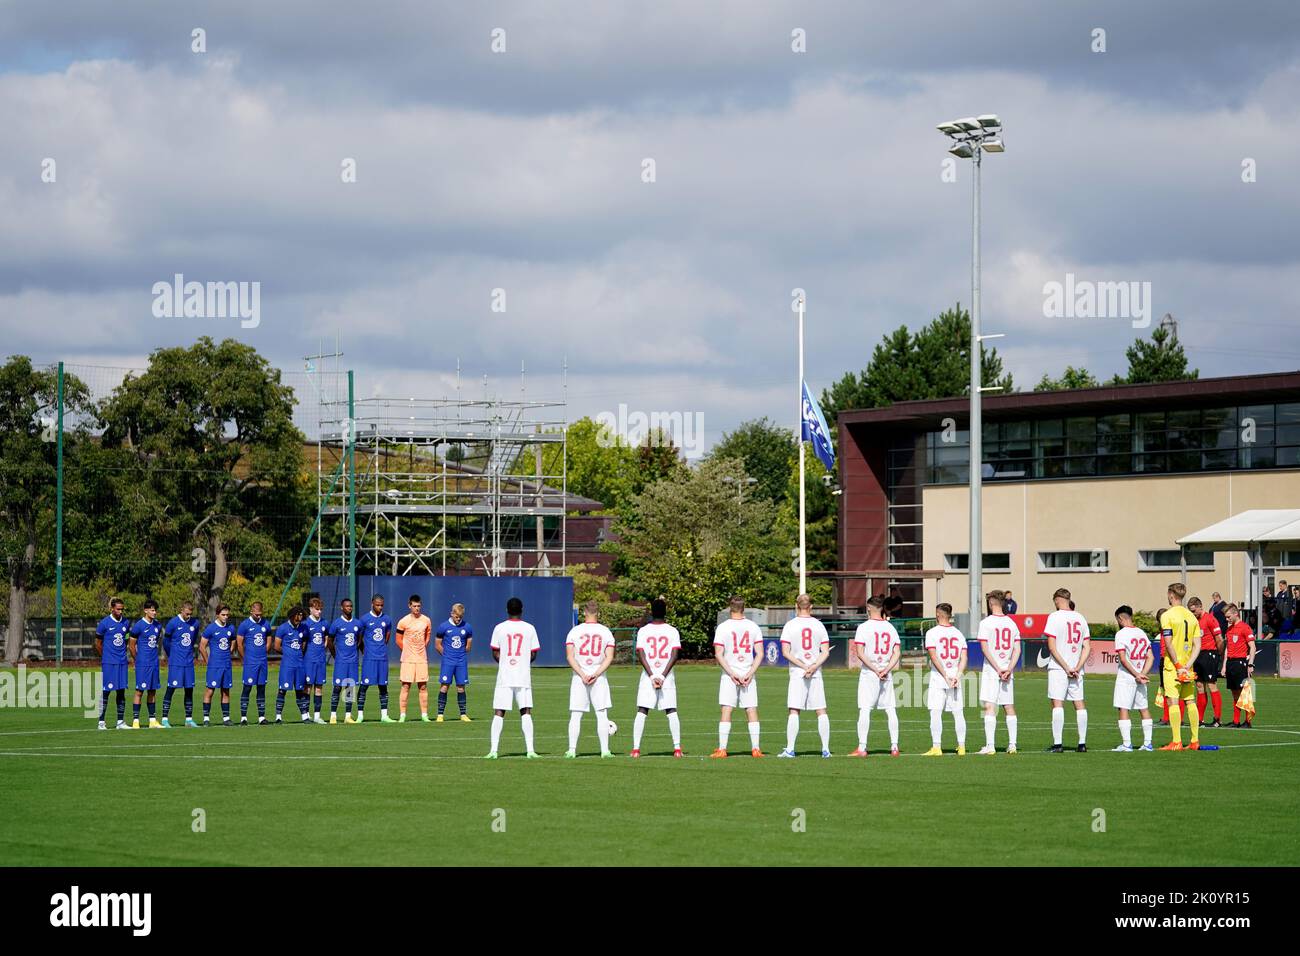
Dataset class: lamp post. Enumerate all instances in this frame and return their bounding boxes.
[937,115,1004,625]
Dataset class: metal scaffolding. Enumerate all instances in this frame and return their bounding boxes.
[315,395,569,577]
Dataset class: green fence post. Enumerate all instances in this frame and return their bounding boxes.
[347,369,356,608]
[55,361,64,664]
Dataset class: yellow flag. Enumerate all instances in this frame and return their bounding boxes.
[1238,678,1256,718]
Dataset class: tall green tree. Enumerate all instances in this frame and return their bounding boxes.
[98,338,309,616]
[1034,366,1100,392]
[705,417,796,505]
[820,304,1015,422]
[1120,324,1198,384]
[608,456,791,650]
[0,358,93,661]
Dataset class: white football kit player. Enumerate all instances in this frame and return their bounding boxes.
[924,623,968,752]
[781,615,829,710]
[565,622,615,755]
[1044,608,1090,701]
[566,622,615,712]
[1113,625,1152,711]
[779,614,831,756]
[1113,625,1154,750]
[977,613,1021,706]
[490,620,540,711]
[714,618,763,709]
[635,622,681,710]
[633,621,683,754]
[852,618,900,754]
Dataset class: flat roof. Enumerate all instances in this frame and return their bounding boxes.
[838,369,1300,431]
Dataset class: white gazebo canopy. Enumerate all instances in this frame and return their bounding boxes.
[1177,509,1300,630]
[1177,509,1300,550]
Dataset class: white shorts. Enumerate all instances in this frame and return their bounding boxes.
[927,676,964,713]
[787,669,827,710]
[492,685,533,711]
[636,672,677,710]
[979,663,1015,706]
[718,672,759,709]
[1112,674,1149,711]
[1047,669,1085,702]
[569,673,613,712]
[857,670,896,711]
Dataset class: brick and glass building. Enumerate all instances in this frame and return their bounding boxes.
[836,371,1300,618]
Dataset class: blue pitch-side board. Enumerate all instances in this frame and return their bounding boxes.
[310,575,575,667]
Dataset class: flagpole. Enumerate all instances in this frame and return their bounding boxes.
[798,295,807,597]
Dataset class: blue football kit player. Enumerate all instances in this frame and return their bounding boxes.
[237,601,272,725]
[162,602,201,727]
[274,606,311,723]
[96,598,131,730]
[201,606,236,726]
[436,603,473,721]
[357,595,395,723]
[302,598,330,723]
[328,598,362,724]
[129,600,163,728]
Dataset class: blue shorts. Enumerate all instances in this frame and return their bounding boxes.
[333,659,359,686]
[278,664,306,691]
[360,658,389,686]
[167,664,195,689]
[135,664,160,691]
[102,663,128,692]
[242,662,268,686]
[439,659,469,687]
[206,664,233,689]
[304,660,327,686]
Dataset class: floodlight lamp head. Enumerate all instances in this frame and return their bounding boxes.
[949,143,975,159]
[977,114,1001,128]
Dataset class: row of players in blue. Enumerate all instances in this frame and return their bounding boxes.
[93,594,472,728]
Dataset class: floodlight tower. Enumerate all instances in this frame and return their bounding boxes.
[937,114,1004,625]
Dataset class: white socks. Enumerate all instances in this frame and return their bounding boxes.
[490,714,504,752]
[596,709,610,753]
[1141,717,1153,747]
[667,712,681,749]
[984,714,996,748]
[953,711,966,747]
[1006,715,1017,749]
[886,709,899,749]
[857,710,870,749]
[1051,707,1065,745]
[718,721,731,750]
[1076,709,1088,744]
[786,713,799,751]
[1119,717,1132,747]
[929,708,943,747]
[568,711,583,751]
[747,721,760,750]
[632,711,646,750]
[817,713,831,752]
[521,713,535,752]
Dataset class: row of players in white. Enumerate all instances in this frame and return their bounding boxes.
[486,595,1137,756]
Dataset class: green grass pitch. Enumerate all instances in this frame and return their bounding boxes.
[2,664,1297,866]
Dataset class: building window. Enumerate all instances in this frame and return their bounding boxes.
[1137,549,1215,571]
[923,402,1300,486]
[944,553,1012,572]
[1038,550,1109,572]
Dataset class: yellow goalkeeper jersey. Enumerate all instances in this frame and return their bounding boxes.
[1162,605,1201,672]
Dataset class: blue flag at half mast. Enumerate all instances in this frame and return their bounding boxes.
[800,381,835,472]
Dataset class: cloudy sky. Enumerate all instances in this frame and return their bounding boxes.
[2,1,1298,451]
